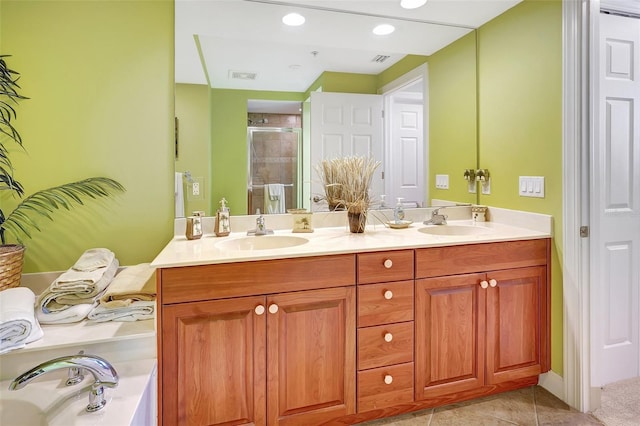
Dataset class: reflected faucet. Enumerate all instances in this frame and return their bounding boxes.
[423,207,448,225]
[247,209,273,236]
[9,353,119,412]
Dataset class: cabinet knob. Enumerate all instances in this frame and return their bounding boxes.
[384,290,393,300]
[255,305,265,315]
[489,279,497,288]
[384,374,393,385]
[383,259,393,269]
[480,280,489,289]
[268,304,279,314]
[384,332,393,342]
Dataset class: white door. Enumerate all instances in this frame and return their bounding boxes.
[591,11,640,386]
[387,96,424,207]
[310,92,383,211]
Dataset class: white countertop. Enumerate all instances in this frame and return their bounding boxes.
[151,207,552,269]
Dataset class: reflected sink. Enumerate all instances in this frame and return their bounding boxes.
[419,225,493,236]
[217,235,309,251]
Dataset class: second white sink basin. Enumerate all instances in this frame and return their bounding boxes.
[419,225,492,236]
[217,235,309,251]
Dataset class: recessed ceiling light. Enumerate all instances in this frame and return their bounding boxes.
[373,24,395,36]
[282,13,305,26]
[400,0,427,9]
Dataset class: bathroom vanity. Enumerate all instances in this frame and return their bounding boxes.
[152,209,551,425]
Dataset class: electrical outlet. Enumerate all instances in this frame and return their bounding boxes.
[192,181,200,196]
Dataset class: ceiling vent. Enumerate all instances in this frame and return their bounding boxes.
[229,70,257,80]
[371,55,391,63]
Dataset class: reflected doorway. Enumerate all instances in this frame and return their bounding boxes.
[247,110,302,214]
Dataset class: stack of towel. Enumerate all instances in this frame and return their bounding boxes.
[36,248,119,324]
[88,263,156,322]
[0,287,44,354]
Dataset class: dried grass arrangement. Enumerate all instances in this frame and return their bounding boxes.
[315,156,380,233]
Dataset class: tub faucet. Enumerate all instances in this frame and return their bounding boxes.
[423,207,448,225]
[9,353,119,412]
[247,209,273,235]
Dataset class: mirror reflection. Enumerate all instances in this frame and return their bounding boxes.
[174,0,521,217]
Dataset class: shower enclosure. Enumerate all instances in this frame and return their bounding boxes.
[247,126,302,214]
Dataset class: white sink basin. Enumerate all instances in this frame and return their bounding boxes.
[419,225,492,236]
[217,235,309,251]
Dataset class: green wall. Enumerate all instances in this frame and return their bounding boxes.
[477,0,563,374]
[175,83,210,215]
[0,0,175,272]
[428,32,478,204]
[210,89,305,214]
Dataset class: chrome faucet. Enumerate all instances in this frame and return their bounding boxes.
[423,207,448,225]
[9,353,119,412]
[247,209,273,235]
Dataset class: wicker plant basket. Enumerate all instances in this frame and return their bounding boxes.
[0,244,25,291]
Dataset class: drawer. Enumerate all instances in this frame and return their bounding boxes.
[358,281,414,327]
[357,362,414,412]
[358,322,413,370]
[160,254,356,304]
[357,250,414,284]
[416,239,549,278]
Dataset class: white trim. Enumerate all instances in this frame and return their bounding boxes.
[562,0,594,412]
[539,370,565,401]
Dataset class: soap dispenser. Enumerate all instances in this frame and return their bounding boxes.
[186,211,203,240]
[394,198,405,223]
[214,198,231,237]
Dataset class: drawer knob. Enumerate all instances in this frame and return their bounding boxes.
[384,332,393,342]
[268,304,279,314]
[383,290,393,300]
[384,374,393,385]
[383,259,393,269]
[255,305,265,315]
[489,279,498,288]
[480,280,489,289]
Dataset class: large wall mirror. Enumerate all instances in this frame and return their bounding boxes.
[174,0,522,217]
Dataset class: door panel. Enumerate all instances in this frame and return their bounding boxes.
[415,273,486,400]
[310,92,383,211]
[485,267,545,385]
[267,287,356,425]
[162,296,266,426]
[593,11,640,385]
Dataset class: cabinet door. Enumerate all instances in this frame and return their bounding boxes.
[162,296,266,426]
[415,273,486,400]
[266,287,356,425]
[485,266,546,384]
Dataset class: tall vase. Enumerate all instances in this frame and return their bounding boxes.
[347,210,367,233]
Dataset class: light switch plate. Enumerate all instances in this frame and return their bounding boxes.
[519,176,545,198]
[435,174,449,189]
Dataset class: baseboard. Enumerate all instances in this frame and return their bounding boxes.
[539,370,565,401]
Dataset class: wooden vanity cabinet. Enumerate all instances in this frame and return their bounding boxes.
[414,239,551,404]
[158,254,357,426]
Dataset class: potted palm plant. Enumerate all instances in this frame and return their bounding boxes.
[0,55,125,290]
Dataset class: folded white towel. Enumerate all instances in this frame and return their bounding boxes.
[36,301,97,324]
[0,287,44,354]
[49,257,119,302]
[72,248,115,272]
[88,300,155,323]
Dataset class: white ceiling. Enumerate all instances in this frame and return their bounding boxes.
[175,0,522,93]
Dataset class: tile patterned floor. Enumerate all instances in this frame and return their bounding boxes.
[359,386,603,425]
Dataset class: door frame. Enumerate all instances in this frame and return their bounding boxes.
[563,0,640,412]
[380,64,429,207]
